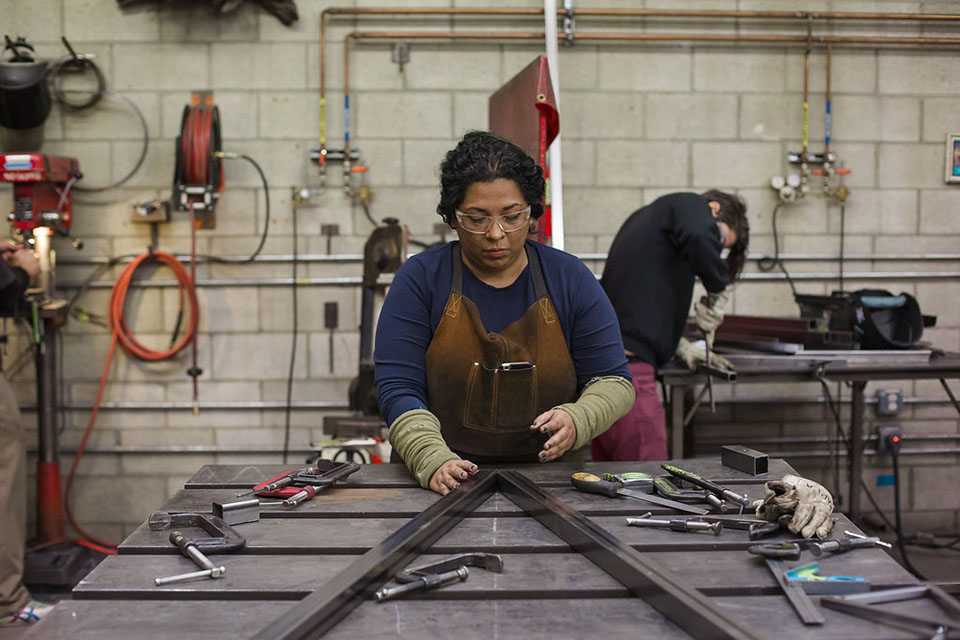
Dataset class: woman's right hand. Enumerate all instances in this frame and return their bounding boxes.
[429,459,478,495]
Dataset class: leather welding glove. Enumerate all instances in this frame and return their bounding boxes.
[693,288,730,334]
[754,474,834,539]
[675,337,733,372]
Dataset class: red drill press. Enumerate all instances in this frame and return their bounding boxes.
[1,152,89,585]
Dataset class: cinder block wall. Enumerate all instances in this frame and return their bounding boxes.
[2,0,958,541]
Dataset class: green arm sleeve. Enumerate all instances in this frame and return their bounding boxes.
[387,409,460,489]
[552,375,635,451]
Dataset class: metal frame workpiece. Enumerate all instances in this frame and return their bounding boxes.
[252,470,760,640]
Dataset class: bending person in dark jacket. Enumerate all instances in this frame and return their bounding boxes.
[595,191,749,461]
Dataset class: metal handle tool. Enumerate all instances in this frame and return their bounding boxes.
[661,464,752,509]
[653,476,728,512]
[603,472,653,493]
[749,542,802,561]
[844,530,892,549]
[809,536,885,557]
[155,530,228,587]
[700,294,720,413]
[374,567,469,602]
[626,512,722,535]
[282,485,317,508]
[570,472,709,515]
[155,567,227,586]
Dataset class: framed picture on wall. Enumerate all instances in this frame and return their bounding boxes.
[947,134,960,184]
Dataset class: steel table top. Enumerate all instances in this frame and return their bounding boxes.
[26,460,926,640]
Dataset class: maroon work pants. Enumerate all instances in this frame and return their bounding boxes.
[590,361,667,462]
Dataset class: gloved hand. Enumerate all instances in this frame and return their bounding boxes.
[694,289,730,334]
[675,337,733,372]
[754,474,834,539]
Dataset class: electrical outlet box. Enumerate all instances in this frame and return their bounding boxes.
[876,425,903,454]
[876,388,903,416]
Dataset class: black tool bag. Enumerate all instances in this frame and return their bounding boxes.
[852,289,934,350]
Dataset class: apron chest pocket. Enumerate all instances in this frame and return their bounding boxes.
[462,361,538,432]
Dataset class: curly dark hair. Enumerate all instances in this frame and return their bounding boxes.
[437,131,545,225]
[701,190,750,281]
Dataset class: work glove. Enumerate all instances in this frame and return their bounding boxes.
[754,474,834,539]
[693,289,730,334]
[675,337,733,372]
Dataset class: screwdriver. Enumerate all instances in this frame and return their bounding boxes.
[570,472,709,515]
[661,464,752,509]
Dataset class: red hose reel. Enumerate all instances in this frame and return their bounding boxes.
[173,91,223,227]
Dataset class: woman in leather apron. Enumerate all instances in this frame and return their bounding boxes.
[374,132,635,495]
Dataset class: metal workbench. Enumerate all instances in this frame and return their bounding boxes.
[659,352,960,523]
[22,459,936,639]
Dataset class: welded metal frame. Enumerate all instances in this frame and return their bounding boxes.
[252,469,760,640]
[821,585,960,637]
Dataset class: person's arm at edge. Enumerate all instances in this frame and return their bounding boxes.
[552,375,635,451]
[387,409,460,488]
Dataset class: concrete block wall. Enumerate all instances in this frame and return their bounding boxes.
[1,0,958,541]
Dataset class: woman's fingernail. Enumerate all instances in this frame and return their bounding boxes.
[539,453,546,461]
[530,422,537,427]
[544,443,550,450]
[470,465,477,471]
[540,426,547,433]
[460,472,467,479]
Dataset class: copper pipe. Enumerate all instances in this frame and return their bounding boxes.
[326,7,544,16]
[327,11,960,191]
[347,31,960,46]
[323,7,960,21]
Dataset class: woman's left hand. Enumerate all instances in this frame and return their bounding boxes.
[530,409,576,462]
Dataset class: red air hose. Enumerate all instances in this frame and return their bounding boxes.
[65,251,199,548]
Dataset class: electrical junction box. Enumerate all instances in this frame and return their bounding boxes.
[876,388,903,416]
[876,425,903,454]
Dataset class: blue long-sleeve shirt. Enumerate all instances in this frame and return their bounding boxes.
[374,241,631,427]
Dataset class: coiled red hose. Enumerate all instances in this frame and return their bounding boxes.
[65,251,199,548]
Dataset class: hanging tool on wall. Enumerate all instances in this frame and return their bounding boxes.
[173,92,224,228]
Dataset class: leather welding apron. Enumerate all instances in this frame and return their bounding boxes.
[424,242,577,462]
